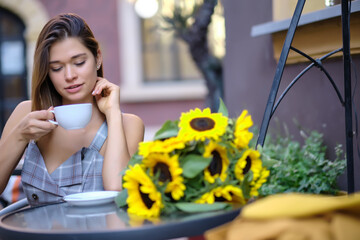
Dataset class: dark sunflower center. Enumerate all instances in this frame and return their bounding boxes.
[214,196,227,202]
[209,150,222,175]
[243,156,252,174]
[215,192,233,202]
[154,162,172,182]
[190,117,215,131]
[139,185,155,209]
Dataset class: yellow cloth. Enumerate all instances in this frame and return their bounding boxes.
[205,193,360,240]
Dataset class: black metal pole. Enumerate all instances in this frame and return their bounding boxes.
[341,0,354,193]
[257,0,306,147]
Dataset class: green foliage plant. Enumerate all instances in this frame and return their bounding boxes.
[258,130,346,196]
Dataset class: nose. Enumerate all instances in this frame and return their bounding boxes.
[64,65,77,81]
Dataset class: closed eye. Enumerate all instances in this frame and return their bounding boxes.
[50,66,62,72]
[75,61,85,66]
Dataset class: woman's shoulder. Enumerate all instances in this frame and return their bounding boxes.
[122,113,144,135]
[16,100,32,110]
[122,113,143,124]
[1,100,31,138]
[12,100,32,116]
[121,113,145,152]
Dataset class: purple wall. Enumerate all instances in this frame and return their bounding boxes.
[223,0,360,191]
[123,100,205,126]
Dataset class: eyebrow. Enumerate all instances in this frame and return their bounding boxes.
[49,53,87,64]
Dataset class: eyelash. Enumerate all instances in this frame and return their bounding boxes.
[50,61,86,72]
[51,67,62,72]
[75,61,85,66]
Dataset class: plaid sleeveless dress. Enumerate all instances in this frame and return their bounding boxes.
[21,121,108,206]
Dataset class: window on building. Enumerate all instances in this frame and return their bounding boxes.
[118,0,225,102]
[141,17,201,83]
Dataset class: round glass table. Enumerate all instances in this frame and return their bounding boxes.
[0,202,241,240]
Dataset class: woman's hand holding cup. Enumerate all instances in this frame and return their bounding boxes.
[18,108,57,141]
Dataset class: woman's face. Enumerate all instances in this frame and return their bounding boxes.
[48,37,101,105]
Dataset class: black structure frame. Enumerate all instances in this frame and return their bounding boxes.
[256,0,355,193]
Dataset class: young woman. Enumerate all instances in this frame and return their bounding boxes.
[0,13,144,206]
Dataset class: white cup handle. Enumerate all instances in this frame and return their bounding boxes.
[48,110,58,125]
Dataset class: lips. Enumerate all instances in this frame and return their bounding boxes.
[65,83,84,93]
[66,84,83,89]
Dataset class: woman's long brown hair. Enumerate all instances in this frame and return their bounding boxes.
[31,13,103,111]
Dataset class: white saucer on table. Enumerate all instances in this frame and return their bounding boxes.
[63,191,119,207]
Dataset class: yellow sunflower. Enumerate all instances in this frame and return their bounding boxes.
[152,137,186,154]
[123,164,163,217]
[138,141,155,158]
[178,108,228,142]
[142,153,185,200]
[203,141,230,183]
[139,137,186,158]
[234,149,262,182]
[250,167,270,197]
[195,185,245,205]
[234,110,254,149]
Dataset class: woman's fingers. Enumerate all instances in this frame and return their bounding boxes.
[92,78,119,101]
[92,77,121,115]
[92,77,118,95]
[32,109,55,120]
[92,77,107,95]
[20,110,57,141]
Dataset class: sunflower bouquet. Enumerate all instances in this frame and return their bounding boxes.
[115,100,269,218]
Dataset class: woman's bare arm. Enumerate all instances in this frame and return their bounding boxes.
[102,112,144,191]
[93,77,144,191]
[0,101,56,194]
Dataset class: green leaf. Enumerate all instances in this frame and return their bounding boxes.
[175,202,229,213]
[217,98,228,117]
[128,152,143,167]
[181,154,212,178]
[261,157,280,169]
[154,120,179,140]
[115,189,128,208]
[241,171,253,199]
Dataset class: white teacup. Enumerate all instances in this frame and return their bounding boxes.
[49,103,92,130]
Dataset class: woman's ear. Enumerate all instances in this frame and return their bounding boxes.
[96,49,103,69]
